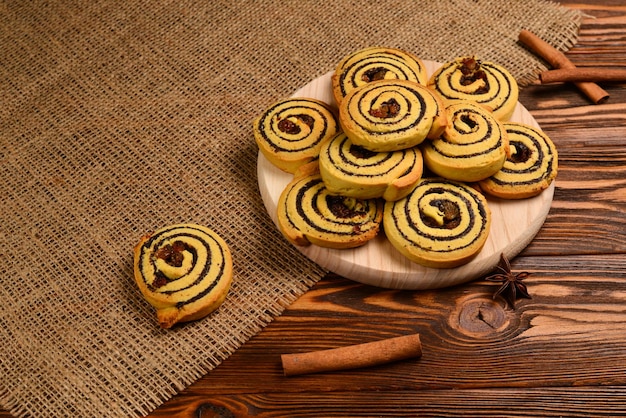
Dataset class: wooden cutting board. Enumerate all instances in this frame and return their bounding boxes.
[257,61,554,290]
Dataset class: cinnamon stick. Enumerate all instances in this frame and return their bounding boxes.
[518,29,609,104]
[540,68,626,84]
[281,333,422,377]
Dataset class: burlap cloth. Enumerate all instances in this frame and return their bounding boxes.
[0,1,581,417]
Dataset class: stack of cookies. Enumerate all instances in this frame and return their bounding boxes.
[254,46,558,269]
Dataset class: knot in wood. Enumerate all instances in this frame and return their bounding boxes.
[196,402,235,418]
[449,295,510,338]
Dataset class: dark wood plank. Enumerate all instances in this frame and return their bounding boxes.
[162,256,626,393]
[147,253,626,416]
[149,387,626,417]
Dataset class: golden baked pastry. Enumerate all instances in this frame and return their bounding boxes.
[332,46,428,106]
[318,131,423,201]
[421,100,509,182]
[133,223,233,329]
[384,178,491,268]
[429,56,519,121]
[277,162,383,249]
[339,79,447,152]
[254,97,339,173]
[479,122,558,199]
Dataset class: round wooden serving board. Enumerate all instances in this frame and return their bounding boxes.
[257,61,554,290]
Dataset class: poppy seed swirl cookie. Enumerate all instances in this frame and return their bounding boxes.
[422,100,509,182]
[133,223,233,329]
[478,122,558,199]
[332,46,428,106]
[319,131,423,201]
[277,163,383,249]
[339,79,448,152]
[254,97,339,173]
[383,178,491,269]
[429,56,519,121]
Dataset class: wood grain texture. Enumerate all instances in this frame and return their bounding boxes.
[148,388,626,418]
[144,255,626,417]
[3,1,626,418]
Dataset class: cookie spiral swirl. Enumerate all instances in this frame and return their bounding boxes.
[422,100,509,182]
[339,79,447,152]
[134,223,233,328]
[277,164,383,249]
[429,56,519,121]
[479,122,558,199]
[254,97,339,173]
[319,131,423,201]
[383,178,491,268]
[332,46,428,105]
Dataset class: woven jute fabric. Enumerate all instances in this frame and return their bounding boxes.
[0,1,581,417]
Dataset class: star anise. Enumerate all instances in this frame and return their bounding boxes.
[485,253,532,309]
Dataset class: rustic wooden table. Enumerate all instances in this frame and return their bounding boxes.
[4,1,626,417]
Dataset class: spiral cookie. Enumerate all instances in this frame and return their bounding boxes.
[429,56,519,121]
[339,79,447,152]
[254,97,339,173]
[331,46,428,106]
[479,122,558,199]
[384,178,491,268]
[133,223,233,329]
[277,163,383,249]
[319,131,423,201]
[422,100,509,182]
